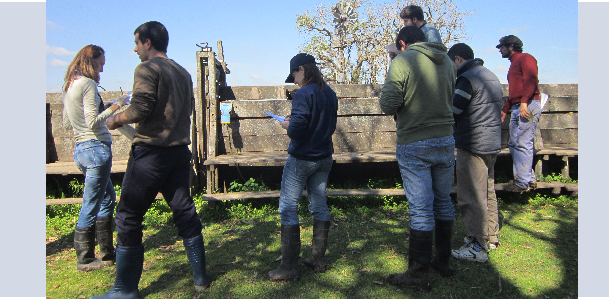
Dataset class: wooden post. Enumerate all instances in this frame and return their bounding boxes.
[561,155,571,179]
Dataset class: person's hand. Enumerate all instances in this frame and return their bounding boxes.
[519,102,531,119]
[501,111,506,123]
[280,116,290,130]
[114,94,131,107]
[105,115,122,130]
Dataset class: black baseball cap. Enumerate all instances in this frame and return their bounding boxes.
[496,35,523,49]
[285,53,316,83]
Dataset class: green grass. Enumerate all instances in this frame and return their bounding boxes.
[46,179,578,298]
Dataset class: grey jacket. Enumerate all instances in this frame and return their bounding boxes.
[453,59,503,155]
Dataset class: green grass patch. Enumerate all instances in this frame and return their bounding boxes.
[46,177,578,298]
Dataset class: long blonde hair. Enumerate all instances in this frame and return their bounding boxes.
[63,45,105,92]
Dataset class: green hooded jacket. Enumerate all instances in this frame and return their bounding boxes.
[379,42,456,145]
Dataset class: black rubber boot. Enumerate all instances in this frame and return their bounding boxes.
[74,226,107,271]
[266,225,301,281]
[387,229,433,291]
[431,219,455,277]
[96,216,116,262]
[91,245,144,299]
[184,234,212,291]
[304,221,330,273]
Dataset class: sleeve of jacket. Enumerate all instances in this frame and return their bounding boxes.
[124,63,158,123]
[379,58,408,115]
[452,77,473,119]
[82,80,114,129]
[519,55,539,104]
[286,91,311,140]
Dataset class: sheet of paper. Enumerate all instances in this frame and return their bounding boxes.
[265,111,285,122]
[117,124,136,141]
[540,93,549,108]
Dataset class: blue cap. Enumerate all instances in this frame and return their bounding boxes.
[285,53,316,83]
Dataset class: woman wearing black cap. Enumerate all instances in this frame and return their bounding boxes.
[266,53,338,281]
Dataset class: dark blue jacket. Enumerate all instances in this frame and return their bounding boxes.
[453,59,503,155]
[287,83,338,161]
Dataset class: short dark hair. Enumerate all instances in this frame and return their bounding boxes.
[134,21,169,53]
[301,63,327,91]
[511,44,523,53]
[399,5,424,21]
[448,43,474,61]
[396,26,426,51]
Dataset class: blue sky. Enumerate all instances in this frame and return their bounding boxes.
[46,0,577,93]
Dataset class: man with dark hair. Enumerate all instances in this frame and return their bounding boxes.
[496,35,541,192]
[447,43,503,263]
[379,25,456,291]
[92,21,211,299]
[399,5,442,43]
[266,53,338,281]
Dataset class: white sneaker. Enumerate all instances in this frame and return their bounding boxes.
[452,239,488,263]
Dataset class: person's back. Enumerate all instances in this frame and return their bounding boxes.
[125,56,193,147]
[286,83,337,161]
[453,59,503,155]
[380,41,455,145]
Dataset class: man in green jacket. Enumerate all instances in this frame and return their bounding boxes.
[379,25,456,291]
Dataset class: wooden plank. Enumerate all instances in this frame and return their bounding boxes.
[204,150,399,166]
[538,113,578,129]
[540,129,578,146]
[46,160,130,175]
[220,115,396,138]
[218,131,396,153]
[213,84,577,102]
[46,193,164,206]
[47,85,577,106]
[543,96,578,112]
[229,97,385,118]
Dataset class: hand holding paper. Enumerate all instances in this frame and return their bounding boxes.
[112,92,132,107]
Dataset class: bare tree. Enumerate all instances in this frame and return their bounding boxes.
[296,0,475,84]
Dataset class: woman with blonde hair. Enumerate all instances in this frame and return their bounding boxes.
[62,45,129,271]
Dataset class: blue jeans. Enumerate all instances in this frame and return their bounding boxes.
[278,155,333,225]
[509,99,541,188]
[396,136,455,232]
[73,139,116,228]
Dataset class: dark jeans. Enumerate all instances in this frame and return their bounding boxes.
[115,144,202,246]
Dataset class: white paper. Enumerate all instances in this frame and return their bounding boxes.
[117,124,136,141]
[265,111,285,122]
[385,43,399,54]
[540,93,549,108]
[111,92,132,106]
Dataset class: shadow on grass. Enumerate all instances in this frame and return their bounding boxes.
[46,230,74,256]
